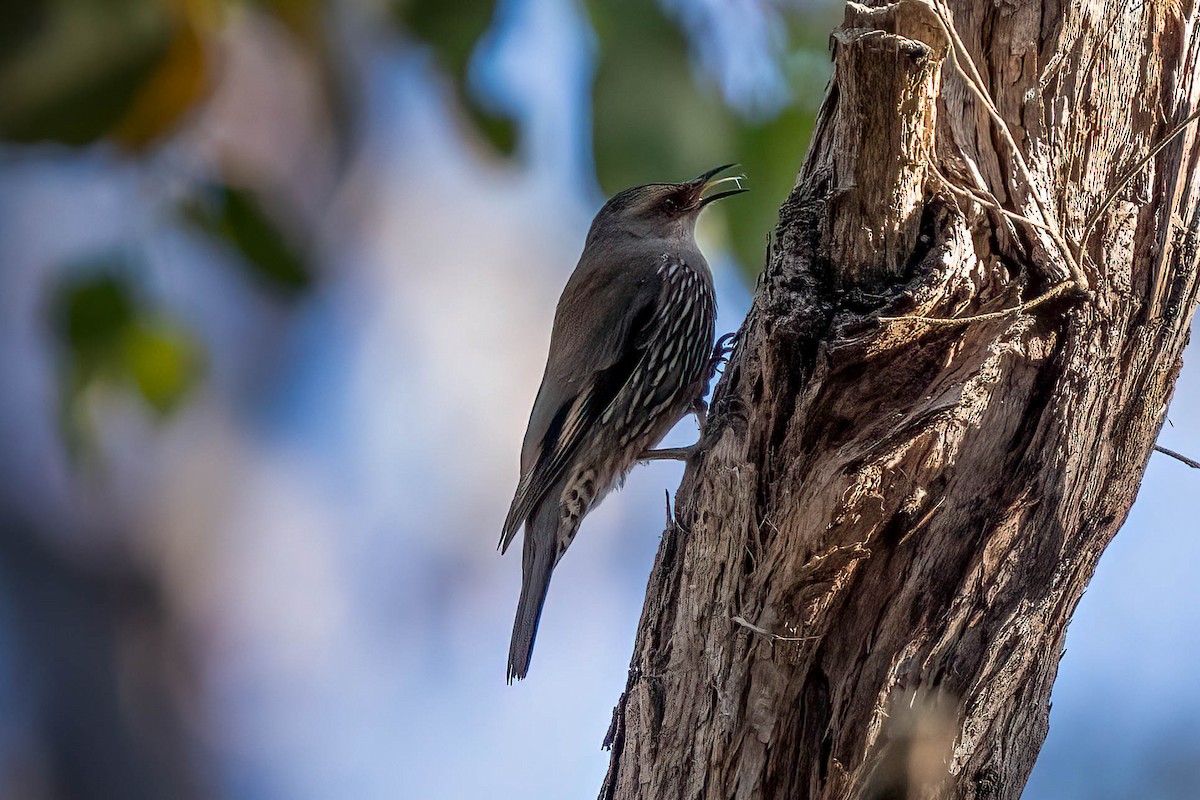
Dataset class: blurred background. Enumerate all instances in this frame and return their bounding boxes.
[0,0,1197,797]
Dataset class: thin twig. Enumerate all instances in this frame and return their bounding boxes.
[1080,107,1200,247]
[929,158,1061,238]
[878,280,1076,328]
[901,156,1079,328]
[882,1,1196,331]
[1154,445,1200,469]
[926,0,1088,291]
[878,1,1090,330]
[731,615,818,643]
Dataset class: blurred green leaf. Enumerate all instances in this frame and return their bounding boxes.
[0,0,176,145]
[588,0,731,193]
[47,266,205,454]
[391,0,516,154]
[586,0,836,280]
[248,0,325,37]
[725,107,819,272]
[0,3,46,56]
[465,98,517,154]
[122,319,203,414]
[51,273,138,357]
[182,184,315,296]
[394,0,492,73]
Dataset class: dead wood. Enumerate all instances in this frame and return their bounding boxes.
[600,1,1200,797]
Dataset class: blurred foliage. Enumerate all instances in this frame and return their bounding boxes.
[49,267,203,451]
[5,0,330,456]
[249,0,361,166]
[391,0,517,154]
[0,0,212,148]
[588,0,731,196]
[8,0,841,459]
[251,0,324,37]
[2,0,837,280]
[588,0,836,275]
[396,0,838,278]
[181,184,315,296]
[122,319,204,413]
[0,0,345,150]
[111,0,212,149]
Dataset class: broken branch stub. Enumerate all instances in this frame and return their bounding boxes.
[813,1,949,293]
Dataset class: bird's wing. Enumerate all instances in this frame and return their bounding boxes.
[498,253,672,552]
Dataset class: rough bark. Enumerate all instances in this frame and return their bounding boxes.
[601,1,1200,798]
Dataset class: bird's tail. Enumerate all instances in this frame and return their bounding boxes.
[507,502,560,682]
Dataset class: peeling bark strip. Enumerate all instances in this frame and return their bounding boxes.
[601,1,1200,799]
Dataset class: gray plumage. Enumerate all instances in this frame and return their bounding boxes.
[500,165,746,682]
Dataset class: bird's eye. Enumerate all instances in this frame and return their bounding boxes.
[663,197,678,212]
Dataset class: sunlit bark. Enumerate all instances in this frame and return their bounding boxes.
[601,1,1200,797]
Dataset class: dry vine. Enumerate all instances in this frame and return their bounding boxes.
[879,0,1198,330]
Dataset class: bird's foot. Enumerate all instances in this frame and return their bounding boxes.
[641,337,735,465]
[706,331,739,381]
[639,444,700,462]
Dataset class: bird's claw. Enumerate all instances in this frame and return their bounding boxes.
[707,331,739,381]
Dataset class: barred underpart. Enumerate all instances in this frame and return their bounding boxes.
[615,255,715,448]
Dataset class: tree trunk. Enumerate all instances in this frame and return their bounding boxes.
[600,1,1200,798]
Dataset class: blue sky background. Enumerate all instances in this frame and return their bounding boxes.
[0,1,1197,798]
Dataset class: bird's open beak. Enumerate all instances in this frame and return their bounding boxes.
[692,163,748,207]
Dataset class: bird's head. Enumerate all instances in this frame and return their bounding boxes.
[591,164,748,242]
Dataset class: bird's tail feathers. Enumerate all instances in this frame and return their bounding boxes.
[507,503,560,682]
[499,474,532,553]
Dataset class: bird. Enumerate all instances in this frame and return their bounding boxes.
[499,164,747,682]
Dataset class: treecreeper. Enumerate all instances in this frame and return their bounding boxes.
[499,164,747,681]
